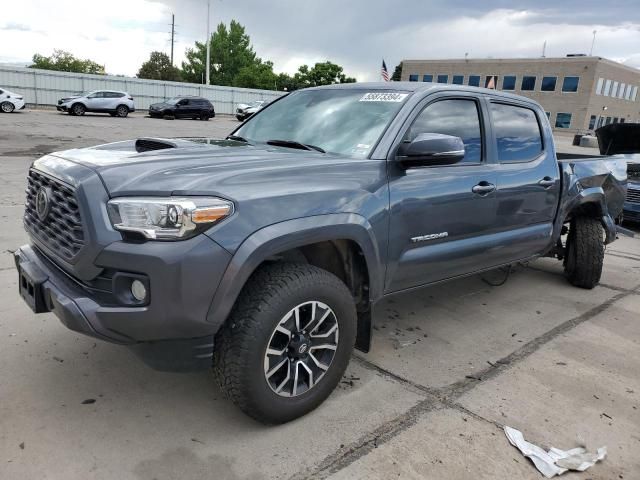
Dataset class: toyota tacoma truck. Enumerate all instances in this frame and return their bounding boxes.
[15,83,630,423]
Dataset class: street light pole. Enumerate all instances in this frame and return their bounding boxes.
[206,0,211,85]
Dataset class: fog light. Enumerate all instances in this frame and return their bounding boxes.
[131,279,147,302]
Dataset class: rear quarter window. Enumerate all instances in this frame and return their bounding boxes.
[490,103,543,162]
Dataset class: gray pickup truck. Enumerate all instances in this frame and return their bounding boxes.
[15,83,629,423]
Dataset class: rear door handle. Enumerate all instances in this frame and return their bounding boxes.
[538,177,555,188]
[472,182,496,195]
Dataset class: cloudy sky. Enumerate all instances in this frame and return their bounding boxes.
[1,0,640,81]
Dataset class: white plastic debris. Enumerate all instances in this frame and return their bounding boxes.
[504,426,606,478]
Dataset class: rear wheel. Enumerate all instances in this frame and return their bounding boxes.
[71,103,85,116]
[115,105,129,117]
[1,101,15,113]
[213,262,357,424]
[564,216,604,289]
[199,111,209,121]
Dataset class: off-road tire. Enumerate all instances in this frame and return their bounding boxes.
[1,101,15,113]
[213,262,357,424]
[71,103,85,116]
[564,216,604,289]
[199,112,210,121]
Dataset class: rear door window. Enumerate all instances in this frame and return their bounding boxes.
[490,103,543,162]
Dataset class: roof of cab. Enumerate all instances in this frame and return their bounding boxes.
[308,81,542,105]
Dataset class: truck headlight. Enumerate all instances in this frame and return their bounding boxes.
[107,197,233,240]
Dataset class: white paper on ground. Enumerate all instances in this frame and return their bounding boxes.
[504,426,607,478]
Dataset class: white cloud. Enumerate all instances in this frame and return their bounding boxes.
[1,1,639,79]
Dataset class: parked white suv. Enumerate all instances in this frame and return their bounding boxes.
[57,90,135,117]
[0,88,26,113]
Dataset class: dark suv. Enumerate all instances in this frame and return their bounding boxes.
[148,96,215,120]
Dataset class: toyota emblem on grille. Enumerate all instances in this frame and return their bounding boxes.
[35,187,52,221]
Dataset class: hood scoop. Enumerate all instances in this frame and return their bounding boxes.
[135,138,179,153]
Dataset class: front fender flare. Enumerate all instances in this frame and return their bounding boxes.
[553,187,617,244]
[205,213,384,331]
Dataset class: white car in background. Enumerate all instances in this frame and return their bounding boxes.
[57,90,135,117]
[0,88,26,113]
[235,100,267,121]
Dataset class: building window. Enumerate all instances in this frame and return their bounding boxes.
[604,79,612,96]
[521,76,536,91]
[555,112,572,129]
[620,118,625,123]
[502,76,516,90]
[490,103,543,162]
[605,116,612,125]
[597,116,605,128]
[407,99,483,163]
[613,117,619,124]
[437,74,448,83]
[541,76,557,91]
[625,84,633,100]
[468,75,480,87]
[612,81,619,97]
[545,112,551,119]
[452,75,464,85]
[595,77,604,95]
[409,74,419,82]
[618,83,626,99]
[562,76,579,92]
[632,86,638,101]
[422,74,433,82]
[485,75,498,89]
[588,115,597,130]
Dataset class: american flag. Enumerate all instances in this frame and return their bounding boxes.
[381,60,390,82]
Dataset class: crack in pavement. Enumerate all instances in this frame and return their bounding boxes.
[291,286,639,480]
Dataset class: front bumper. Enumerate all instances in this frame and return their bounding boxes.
[57,105,69,112]
[14,234,232,345]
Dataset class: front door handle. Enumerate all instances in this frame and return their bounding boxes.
[538,177,555,189]
[472,182,496,195]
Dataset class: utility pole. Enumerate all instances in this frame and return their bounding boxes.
[170,13,175,65]
[541,40,546,58]
[206,0,211,85]
[590,30,597,56]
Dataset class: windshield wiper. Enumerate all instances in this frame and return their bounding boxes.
[226,134,249,143]
[266,139,325,153]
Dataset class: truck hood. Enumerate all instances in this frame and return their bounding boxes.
[42,138,380,200]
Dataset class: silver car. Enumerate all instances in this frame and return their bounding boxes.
[57,90,135,117]
[235,100,267,121]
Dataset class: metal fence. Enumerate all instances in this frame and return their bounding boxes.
[0,66,285,114]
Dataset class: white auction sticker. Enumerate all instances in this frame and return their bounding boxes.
[359,92,409,102]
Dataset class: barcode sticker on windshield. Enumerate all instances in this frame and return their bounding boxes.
[359,92,408,102]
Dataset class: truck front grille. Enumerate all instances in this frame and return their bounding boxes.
[24,170,85,262]
[627,187,640,204]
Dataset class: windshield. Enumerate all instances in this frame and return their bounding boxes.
[235,89,410,158]
[166,97,181,105]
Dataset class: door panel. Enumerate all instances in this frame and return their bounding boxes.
[386,165,497,292]
[489,102,559,263]
[385,96,499,293]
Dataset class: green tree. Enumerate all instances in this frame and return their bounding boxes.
[137,51,181,81]
[181,20,259,85]
[286,62,356,90]
[234,61,279,90]
[30,50,104,74]
[391,62,402,81]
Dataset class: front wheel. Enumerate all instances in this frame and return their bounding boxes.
[1,101,15,113]
[213,262,357,424]
[564,216,604,289]
[71,103,86,116]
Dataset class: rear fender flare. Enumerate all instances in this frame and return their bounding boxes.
[205,213,383,331]
[555,187,616,244]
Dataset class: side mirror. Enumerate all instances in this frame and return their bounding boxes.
[397,133,465,168]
